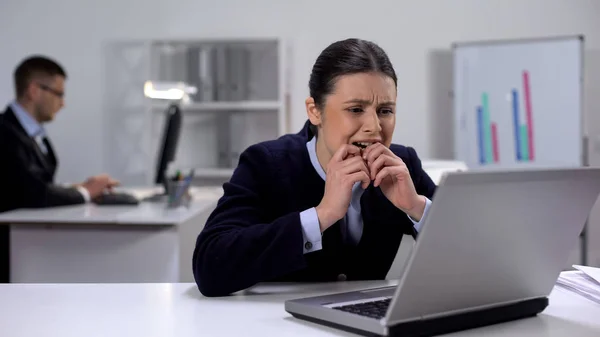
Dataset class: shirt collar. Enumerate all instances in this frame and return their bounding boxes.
[306,136,327,180]
[10,100,45,138]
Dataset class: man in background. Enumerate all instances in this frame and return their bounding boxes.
[0,55,119,282]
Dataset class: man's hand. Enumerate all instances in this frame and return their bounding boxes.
[80,174,120,199]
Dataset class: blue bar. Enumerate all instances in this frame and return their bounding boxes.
[512,89,521,161]
[481,93,493,163]
[477,106,486,164]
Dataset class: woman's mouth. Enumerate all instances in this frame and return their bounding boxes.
[352,141,374,149]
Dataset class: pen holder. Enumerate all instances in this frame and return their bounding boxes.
[165,180,192,208]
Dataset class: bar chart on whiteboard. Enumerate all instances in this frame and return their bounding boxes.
[453,36,583,170]
[476,71,535,165]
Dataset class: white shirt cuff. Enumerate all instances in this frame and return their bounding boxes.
[407,197,432,233]
[300,208,323,253]
[76,186,91,203]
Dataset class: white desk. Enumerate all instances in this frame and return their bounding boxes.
[0,280,598,337]
[0,187,222,284]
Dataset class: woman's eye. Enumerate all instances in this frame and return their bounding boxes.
[348,107,364,113]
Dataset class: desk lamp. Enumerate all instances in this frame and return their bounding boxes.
[142,81,197,201]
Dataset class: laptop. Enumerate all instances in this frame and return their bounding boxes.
[285,167,600,336]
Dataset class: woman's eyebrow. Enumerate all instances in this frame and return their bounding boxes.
[343,98,395,106]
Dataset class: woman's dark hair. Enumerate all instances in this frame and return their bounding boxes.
[307,38,397,136]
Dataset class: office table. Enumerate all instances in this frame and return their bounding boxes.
[0,187,222,283]
[0,280,598,337]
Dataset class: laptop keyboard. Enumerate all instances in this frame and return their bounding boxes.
[332,298,391,319]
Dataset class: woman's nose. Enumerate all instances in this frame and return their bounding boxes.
[362,111,382,133]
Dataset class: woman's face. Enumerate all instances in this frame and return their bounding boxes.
[306,72,397,166]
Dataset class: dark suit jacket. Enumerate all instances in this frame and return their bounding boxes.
[0,106,85,283]
[193,121,437,297]
[0,106,84,213]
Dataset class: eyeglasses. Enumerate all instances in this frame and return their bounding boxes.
[37,83,64,98]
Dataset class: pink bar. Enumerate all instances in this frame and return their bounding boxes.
[491,123,500,162]
[523,71,534,160]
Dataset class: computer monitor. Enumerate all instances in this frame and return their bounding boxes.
[154,103,182,187]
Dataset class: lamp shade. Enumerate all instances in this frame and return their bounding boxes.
[143,81,197,100]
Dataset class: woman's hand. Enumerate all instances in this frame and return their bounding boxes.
[363,143,426,221]
[316,144,371,232]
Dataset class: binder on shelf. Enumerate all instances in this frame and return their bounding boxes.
[213,45,230,102]
[227,46,250,101]
[199,46,215,102]
[186,47,200,102]
[187,46,215,102]
[170,46,188,82]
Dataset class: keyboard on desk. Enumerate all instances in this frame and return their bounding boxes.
[332,297,391,319]
[93,192,140,206]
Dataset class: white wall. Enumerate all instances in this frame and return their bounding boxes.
[2,0,600,264]
[1,0,598,176]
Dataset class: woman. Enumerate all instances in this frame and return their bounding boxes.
[193,38,436,297]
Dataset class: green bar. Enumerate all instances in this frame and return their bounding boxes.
[520,125,529,162]
[482,93,493,163]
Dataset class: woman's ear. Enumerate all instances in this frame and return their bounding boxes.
[305,97,322,126]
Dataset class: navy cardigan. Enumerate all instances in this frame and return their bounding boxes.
[193,121,437,297]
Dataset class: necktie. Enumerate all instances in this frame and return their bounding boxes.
[33,135,48,155]
[341,183,365,245]
[42,137,52,154]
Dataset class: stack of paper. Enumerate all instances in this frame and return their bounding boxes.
[556,265,600,304]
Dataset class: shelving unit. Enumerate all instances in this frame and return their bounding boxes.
[104,38,290,186]
[151,100,281,111]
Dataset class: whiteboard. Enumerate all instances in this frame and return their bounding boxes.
[453,36,583,170]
